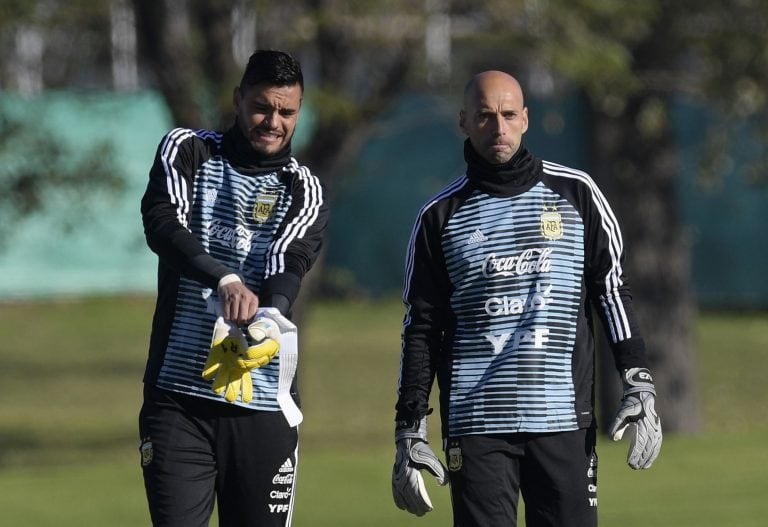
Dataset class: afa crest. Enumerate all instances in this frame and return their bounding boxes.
[540,205,563,241]
[447,444,463,472]
[140,440,154,467]
[253,192,278,223]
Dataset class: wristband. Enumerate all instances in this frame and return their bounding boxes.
[217,273,242,289]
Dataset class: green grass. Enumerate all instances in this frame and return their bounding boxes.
[0,297,766,525]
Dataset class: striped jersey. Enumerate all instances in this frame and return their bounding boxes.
[141,125,327,410]
[397,143,647,437]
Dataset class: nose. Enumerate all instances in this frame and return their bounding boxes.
[492,114,506,136]
[264,111,279,128]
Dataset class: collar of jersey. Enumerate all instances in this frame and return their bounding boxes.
[464,140,541,197]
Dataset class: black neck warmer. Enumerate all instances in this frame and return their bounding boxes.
[222,122,292,174]
[464,139,540,196]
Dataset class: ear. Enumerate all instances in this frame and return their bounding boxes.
[521,107,529,134]
[233,86,242,112]
[458,110,468,135]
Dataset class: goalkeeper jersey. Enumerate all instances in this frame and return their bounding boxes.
[141,125,327,411]
[396,142,648,437]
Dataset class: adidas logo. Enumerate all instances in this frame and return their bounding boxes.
[467,229,488,245]
[279,458,294,473]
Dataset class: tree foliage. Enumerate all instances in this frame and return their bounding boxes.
[0,1,126,245]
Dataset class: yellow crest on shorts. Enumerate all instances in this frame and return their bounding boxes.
[540,205,563,241]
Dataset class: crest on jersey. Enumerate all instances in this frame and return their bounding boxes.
[540,205,563,240]
[253,192,278,223]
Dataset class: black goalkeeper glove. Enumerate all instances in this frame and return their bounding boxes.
[609,367,662,469]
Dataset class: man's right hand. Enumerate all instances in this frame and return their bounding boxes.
[392,417,448,516]
[217,276,259,325]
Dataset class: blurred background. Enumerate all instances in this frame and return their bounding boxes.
[0,1,766,525]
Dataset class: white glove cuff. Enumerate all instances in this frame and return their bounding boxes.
[622,367,657,396]
[395,416,429,442]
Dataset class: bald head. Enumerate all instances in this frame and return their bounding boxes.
[463,70,525,110]
[460,70,529,164]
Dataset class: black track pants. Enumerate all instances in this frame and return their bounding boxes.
[447,428,598,527]
[139,385,298,527]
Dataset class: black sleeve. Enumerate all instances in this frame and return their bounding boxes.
[260,166,329,310]
[140,128,233,290]
[582,180,649,372]
[395,203,453,422]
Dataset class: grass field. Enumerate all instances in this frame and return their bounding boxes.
[0,296,766,526]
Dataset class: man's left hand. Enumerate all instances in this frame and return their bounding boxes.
[609,367,662,469]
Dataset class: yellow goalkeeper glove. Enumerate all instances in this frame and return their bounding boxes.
[237,317,282,369]
[202,314,283,403]
[202,317,253,403]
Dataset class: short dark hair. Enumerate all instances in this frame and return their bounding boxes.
[239,50,304,92]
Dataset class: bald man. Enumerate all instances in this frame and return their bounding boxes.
[460,71,529,164]
[391,71,662,526]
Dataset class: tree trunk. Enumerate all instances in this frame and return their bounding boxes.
[133,0,205,128]
[590,94,700,435]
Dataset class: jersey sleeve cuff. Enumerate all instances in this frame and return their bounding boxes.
[261,272,302,307]
[611,336,649,371]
